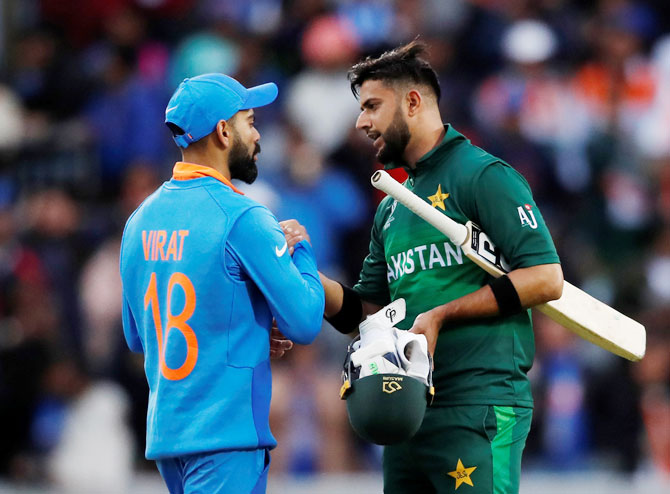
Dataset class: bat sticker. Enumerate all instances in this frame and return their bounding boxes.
[470,224,512,272]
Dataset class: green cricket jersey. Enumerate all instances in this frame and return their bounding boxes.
[354,125,560,408]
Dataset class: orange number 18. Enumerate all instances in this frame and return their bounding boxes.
[144,272,198,380]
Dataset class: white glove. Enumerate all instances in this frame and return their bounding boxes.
[394,330,430,386]
[351,338,396,368]
[358,298,406,347]
[353,299,408,379]
[358,354,403,378]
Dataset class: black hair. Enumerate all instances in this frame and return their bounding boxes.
[166,122,185,136]
[348,39,441,102]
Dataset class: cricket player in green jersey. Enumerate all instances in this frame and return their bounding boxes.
[283,40,563,493]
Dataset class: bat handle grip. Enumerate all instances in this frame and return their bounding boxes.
[371,170,468,246]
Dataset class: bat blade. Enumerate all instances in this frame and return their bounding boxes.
[371,170,646,361]
[537,284,646,361]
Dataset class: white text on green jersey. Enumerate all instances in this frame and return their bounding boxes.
[387,242,464,282]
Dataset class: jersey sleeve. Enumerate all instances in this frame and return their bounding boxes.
[227,206,325,345]
[353,199,392,306]
[122,293,143,353]
[469,162,560,270]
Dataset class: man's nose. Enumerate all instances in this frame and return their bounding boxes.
[355,112,369,131]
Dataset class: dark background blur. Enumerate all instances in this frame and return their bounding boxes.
[0,0,669,492]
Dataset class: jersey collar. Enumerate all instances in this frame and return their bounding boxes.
[386,124,467,176]
[172,162,244,195]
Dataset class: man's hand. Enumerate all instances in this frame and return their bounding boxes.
[270,322,294,359]
[409,307,445,358]
[280,219,311,255]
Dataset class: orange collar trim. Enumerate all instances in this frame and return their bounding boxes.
[172,162,244,195]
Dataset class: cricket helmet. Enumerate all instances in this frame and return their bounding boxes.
[340,336,434,445]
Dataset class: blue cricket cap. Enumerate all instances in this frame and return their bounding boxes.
[165,73,278,148]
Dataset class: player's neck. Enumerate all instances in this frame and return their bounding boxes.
[181,150,232,180]
[404,118,445,169]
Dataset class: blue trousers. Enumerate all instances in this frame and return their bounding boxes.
[156,449,270,494]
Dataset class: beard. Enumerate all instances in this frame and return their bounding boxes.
[377,108,411,166]
[229,136,260,184]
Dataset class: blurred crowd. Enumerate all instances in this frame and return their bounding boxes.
[0,0,669,490]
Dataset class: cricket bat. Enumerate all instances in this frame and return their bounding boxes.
[371,170,646,361]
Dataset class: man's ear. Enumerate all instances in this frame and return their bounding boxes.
[406,89,422,117]
[216,120,231,149]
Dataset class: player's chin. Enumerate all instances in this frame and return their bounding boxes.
[377,147,394,165]
[375,144,387,161]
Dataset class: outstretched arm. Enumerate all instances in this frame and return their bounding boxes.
[281,219,381,333]
[229,208,325,345]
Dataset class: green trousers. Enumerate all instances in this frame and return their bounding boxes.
[383,405,532,494]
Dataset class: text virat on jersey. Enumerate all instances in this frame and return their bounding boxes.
[142,230,189,261]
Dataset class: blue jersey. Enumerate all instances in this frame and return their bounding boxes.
[120,162,324,459]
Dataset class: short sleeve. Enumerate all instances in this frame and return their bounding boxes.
[470,163,560,270]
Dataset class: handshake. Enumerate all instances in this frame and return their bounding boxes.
[350,299,431,386]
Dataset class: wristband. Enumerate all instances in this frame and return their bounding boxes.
[325,283,363,334]
[489,274,523,317]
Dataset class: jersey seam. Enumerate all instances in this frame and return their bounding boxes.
[201,184,255,285]
[221,206,269,285]
[468,158,504,225]
[225,362,255,370]
[163,177,213,189]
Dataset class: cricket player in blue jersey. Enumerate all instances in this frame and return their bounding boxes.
[119,73,325,494]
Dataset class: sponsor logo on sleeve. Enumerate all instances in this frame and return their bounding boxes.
[517,204,538,229]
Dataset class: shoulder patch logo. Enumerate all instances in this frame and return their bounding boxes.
[447,459,477,489]
[428,184,450,211]
[517,204,538,229]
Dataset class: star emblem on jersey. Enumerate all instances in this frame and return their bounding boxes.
[428,185,450,210]
[447,459,477,490]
